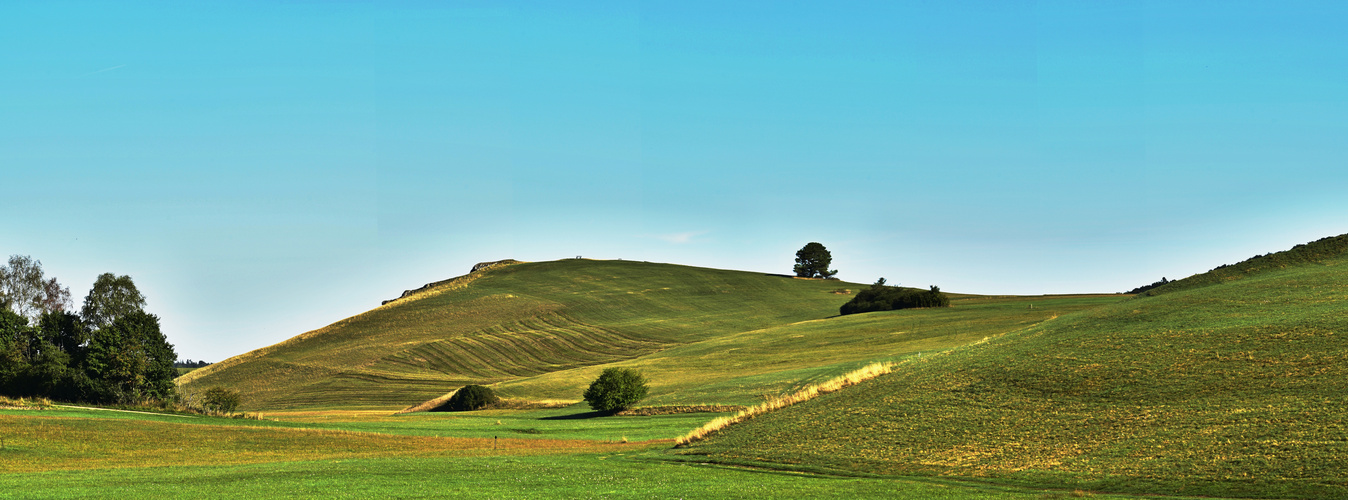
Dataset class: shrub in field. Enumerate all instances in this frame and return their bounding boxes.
[583,368,648,413]
[840,279,949,315]
[201,387,241,414]
[433,385,499,412]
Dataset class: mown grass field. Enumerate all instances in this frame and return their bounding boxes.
[18,236,1347,498]
[179,260,870,409]
[677,237,1348,499]
[2,406,1175,499]
[179,259,1115,411]
[493,294,1121,406]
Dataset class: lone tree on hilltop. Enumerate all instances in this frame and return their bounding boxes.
[583,368,648,413]
[793,242,837,279]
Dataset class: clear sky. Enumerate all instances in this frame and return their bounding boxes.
[4,1,1346,362]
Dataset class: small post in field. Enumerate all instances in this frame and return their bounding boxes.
[494,436,497,450]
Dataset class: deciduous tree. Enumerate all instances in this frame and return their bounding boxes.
[583,368,648,413]
[41,277,72,316]
[1,255,53,321]
[83,311,176,403]
[81,273,146,330]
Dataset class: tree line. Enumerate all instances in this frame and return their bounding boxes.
[0,255,177,404]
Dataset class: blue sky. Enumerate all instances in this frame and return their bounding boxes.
[4,1,1346,361]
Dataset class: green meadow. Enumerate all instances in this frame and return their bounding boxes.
[678,236,1348,499]
[7,234,1348,498]
[178,259,1111,411]
[5,406,1163,499]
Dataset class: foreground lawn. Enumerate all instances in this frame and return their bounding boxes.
[3,405,1190,499]
[0,409,609,474]
[4,448,1176,499]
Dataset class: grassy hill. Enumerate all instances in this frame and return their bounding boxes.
[676,235,1348,498]
[493,294,1119,406]
[179,259,1121,411]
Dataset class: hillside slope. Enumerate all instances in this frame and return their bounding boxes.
[180,260,876,409]
[180,259,1122,412]
[678,234,1348,499]
[493,294,1119,406]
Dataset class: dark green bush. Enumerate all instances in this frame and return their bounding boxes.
[201,387,241,414]
[840,279,950,315]
[434,384,500,412]
[583,368,648,413]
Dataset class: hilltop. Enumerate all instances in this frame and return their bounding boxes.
[677,234,1348,499]
[179,259,872,409]
[1141,233,1348,297]
[179,259,1120,411]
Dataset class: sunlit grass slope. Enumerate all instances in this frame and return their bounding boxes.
[493,294,1120,406]
[680,235,1348,499]
[180,260,876,410]
[181,258,1122,411]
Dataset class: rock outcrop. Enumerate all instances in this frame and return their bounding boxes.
[381,259,521,306]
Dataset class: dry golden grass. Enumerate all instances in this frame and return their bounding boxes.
[395,388,460,414]
[675,361,895,446]
[0,396,52,410]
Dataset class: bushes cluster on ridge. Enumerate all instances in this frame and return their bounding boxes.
[1139,233,1348,297]
[839,278,949,315]
[1125,277,1170,295]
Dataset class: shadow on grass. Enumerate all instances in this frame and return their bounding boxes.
[538,410,615,420]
